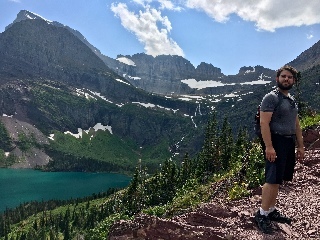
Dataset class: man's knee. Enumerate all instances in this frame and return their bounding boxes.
[263,183,280,190]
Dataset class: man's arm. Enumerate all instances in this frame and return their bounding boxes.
[295,115,305,162]
[260,111,277,162]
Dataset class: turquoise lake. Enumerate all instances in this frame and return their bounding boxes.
[0,168,131,213]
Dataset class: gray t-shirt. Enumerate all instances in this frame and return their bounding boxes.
[260,90,298,135]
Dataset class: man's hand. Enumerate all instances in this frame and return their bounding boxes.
[296,146,305,163]
[265,146,277,162]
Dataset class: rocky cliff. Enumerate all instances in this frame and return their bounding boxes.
[102,53,278,95]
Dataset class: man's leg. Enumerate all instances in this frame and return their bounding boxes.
[262,176,292,225]
[261,183,279,211]
[254,183,279,234]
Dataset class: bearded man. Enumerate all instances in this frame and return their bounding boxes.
[254,65,305,234]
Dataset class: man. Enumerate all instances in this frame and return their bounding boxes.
[254,65,305,234]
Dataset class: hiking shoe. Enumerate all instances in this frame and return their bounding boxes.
[254,210,273,234]
[268,209,292,224]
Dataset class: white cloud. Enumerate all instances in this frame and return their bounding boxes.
[307,34,314,39]
[185,0,320,32]
[132,0,152,6]
[111,2,184,56]
[9,0,21,2]
[158,0,183,10]
[132,0,182,10]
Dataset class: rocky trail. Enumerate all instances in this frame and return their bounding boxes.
[109,127,320,240]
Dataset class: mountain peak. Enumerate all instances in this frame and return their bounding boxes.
[5,10,52,30]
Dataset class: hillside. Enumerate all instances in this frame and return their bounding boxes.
[109,125,320,239]
[109,150,320,240]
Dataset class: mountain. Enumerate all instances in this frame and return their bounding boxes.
[101,53,278,95]
[0,13,209,171]
[5,10,103,59]
[288,40,320,72]
[7,11,276,96]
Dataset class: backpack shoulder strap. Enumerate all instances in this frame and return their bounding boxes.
[273,89,284,111]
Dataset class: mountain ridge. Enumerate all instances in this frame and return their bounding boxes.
[6,10,320,96]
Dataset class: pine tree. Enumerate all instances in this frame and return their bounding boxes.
[234,127,248,159]
[219,117,233,171]
[159,158,178,202]
[33,220,38,231]
[124,160,149,215]
[178,153,193,187]
[196,113,219,180]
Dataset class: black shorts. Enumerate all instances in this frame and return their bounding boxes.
[261,134,296,184]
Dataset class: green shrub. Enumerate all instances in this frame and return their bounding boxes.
[142,205,167,217]
[228,182,250,200]
[300,113,320,129]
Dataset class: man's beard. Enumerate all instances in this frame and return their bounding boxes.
[277,81,293,90]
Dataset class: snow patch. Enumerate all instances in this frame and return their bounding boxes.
[132,102,179,113]
[244,67,255,74]
[117,57,136,66]
[181,74,271,89]
[240,79,271,85]
[25,11,53,23]
[127,75,141,80]
[181,79,231,89]
[116,78,131,86]
[225,93,238,98]
[49,123,112,140]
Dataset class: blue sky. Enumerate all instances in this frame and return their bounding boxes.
[0,0,320,75]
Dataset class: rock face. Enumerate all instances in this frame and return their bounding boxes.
[102,54,278,95]
[303,125,320,149]
[0,115,51,168]
[102,53,212,95]
[100,40,320,96]
[108,129,320,240]
[5,10,103,60]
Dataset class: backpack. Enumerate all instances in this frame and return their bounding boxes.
[254,90,285,138]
